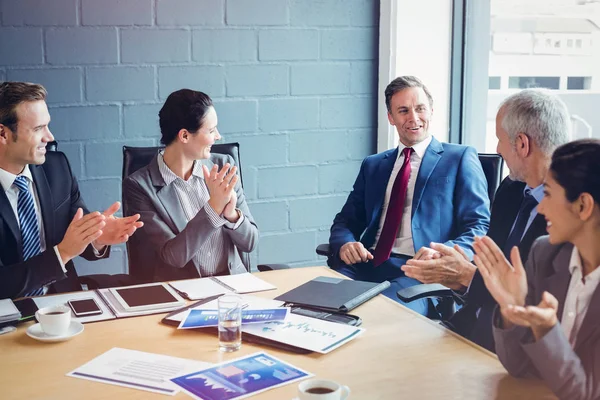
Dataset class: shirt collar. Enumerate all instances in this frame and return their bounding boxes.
[157,151,203,186]
[568,246,600,283]
[397,135,433,161]
[0,165,33,193]
[525,183,544,204]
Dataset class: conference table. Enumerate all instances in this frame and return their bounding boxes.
[1,266,554,399]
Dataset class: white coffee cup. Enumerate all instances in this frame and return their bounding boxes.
[35,305,71,336]
[298,379,351,400]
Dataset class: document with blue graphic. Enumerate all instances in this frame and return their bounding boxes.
[178,308,289,329]
[170,352,311,400]
[242,313,365,354]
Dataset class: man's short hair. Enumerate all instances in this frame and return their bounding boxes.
[159,89,213,146]
[499,89,571,156]
[385,76,434,112]
[0,81,47,134]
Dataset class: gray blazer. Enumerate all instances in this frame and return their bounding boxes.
[493,236,600,400]
[122,153,259,283]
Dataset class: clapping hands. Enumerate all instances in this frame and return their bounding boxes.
[474,236,558,340]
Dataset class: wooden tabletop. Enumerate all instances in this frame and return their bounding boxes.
[1,266,555,400]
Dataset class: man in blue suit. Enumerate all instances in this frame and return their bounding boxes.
[328,76,490,315]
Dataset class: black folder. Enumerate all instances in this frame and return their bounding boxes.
[274,276,390,312]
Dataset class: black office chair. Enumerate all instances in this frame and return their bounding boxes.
[315,153,504,320]
[45,141,132,290]
[122,143,288,284]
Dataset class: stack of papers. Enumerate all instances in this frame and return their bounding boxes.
[0,299,21,324]
[165,295,365,354]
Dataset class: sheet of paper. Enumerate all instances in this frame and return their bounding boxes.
[242,313,365,354]
[67,347,212,396]
[169,278,232,300]
[165,295,285,324]
[170,351,311,400]
[216,273,276,294]
[178,308,290,329]
[33,291,115,323]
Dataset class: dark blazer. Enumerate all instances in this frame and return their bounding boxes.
[450,177,547,351]
[494,238,600,400]
[329,137,490,266]
[0,152,109,299]
[122,153,258,283]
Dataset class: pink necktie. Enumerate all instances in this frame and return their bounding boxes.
[373,147,413,266]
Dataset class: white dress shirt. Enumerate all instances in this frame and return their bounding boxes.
[0,165,66,294]
[372,135,433,256]
[561,246,600,346]
[157,152,244,277]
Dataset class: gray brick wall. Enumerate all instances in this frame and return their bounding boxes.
[0,0,378,274]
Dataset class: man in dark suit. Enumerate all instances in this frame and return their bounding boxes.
[401,88,571,350]
[328,76,491,316]
[0,82,143,299]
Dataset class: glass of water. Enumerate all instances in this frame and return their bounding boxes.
[218,294,242,352]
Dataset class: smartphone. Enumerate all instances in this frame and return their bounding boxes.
[13,297,38,323]
[67,298,103,317]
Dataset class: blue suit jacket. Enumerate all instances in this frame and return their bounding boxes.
[329,137,490,266]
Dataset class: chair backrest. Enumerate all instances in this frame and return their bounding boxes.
[478,153,503,204]
[47,141,58,152]
[122,142,243,284]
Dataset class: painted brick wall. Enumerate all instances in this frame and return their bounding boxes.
[0,0,379,274]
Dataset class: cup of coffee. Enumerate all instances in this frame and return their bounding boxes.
[35,305,71,336]
[298,379,350,400]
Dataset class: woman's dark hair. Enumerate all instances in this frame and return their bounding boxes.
[158,89,213,146]
[550,138,600,204]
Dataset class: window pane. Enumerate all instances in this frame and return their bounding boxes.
[567,76,592,90]
[489,76,501,89]
[508,76,560,90]
[466,0,599,154]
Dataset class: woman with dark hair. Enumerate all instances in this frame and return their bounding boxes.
[123,89,258,283]
[473,139,600,400]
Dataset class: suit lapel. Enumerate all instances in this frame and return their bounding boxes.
[412,137,443,215]
[30,164,55,245]
[518,214,547,263]
[0,187,21,253]
[543,244,573,326]
[489,180,525,249]
[149,156,188,233]
[371,148,398,222]
[576,284,600,351]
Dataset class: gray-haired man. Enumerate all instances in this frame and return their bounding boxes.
[401,89,571,351]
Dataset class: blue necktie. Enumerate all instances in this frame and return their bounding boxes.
[14,176,44,297]
[503,190,538,259]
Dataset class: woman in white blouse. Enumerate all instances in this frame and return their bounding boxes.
[473,139,600,400]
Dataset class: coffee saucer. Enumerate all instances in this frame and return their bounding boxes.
[26,321,84,342]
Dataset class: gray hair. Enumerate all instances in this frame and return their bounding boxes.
[500,89,571,156]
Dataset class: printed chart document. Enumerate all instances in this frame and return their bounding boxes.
[170,351,311,400]
[169,273,276,300]
[178,308,290,329]
[67,347,211,396]
[242,313,365,354]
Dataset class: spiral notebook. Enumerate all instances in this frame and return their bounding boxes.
[169,273,276,300]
